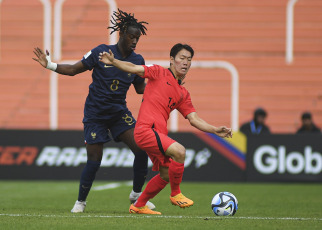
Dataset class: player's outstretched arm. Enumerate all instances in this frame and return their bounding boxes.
[187,112,233,138]
[32,47,87,76]
[99,50,145,77]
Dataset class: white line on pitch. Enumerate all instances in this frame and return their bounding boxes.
[92,181,132,191]
[0,213,321,221]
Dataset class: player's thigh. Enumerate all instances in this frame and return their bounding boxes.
[117,128,141,153]
[83,121,111,144]
[109,110,138,147]
[135,128,175,155]
[135,127,176,171]
[83,121,110,161]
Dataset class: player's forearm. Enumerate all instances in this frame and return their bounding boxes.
[188,112,218,133]
[190,118,217,133]
[55,64,80,76]
[53,61,87,76]
[112,59,144,76]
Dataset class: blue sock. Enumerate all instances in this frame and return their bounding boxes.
[78,160,101,201]
[132,151,148,193]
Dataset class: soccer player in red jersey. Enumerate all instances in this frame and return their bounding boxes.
[99,43,233,215]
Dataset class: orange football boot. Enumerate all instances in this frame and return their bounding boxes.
[129,204,161,215]
[170,193,194,208]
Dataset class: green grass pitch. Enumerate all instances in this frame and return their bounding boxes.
[0,181,321,230]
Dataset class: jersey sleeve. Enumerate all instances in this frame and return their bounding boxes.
[81,45,102,70]
[177,91,196,118]
[142,64,162,80]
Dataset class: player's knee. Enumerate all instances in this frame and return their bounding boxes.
[166,142,186,162]
[172,145,186,163]
[87,153,102,162]
[86,144,103,161]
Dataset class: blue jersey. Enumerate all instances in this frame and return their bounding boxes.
[81,44,145,122]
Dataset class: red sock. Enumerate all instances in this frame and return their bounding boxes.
[168,160,184,197]
[135,174,168,207]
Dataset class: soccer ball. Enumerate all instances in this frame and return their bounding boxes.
[211,191,238,216]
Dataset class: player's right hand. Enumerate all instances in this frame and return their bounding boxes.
[32,47,49,68]
[98,49,114,65]
[215,126,233,138]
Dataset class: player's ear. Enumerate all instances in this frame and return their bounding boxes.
[170,56,174,66]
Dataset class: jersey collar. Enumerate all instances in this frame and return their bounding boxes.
[168,68,182,85]
[115,43,134,60]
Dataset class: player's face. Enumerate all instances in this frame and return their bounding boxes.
[170,49,192,79]
[303,118,313,127]
[119,26,141,53]
[256,115,266,125]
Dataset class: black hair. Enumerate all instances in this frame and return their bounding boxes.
[254,107,267,118]
[170,43,194,59]
[301,112,312,120]
[108,9,148,35]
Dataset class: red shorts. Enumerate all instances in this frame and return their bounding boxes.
[134,126,176,171]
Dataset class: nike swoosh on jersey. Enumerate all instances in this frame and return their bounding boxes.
[166,82,172,86]
[104,65,113,68]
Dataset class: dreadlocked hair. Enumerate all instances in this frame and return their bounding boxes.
[108,9,148,35]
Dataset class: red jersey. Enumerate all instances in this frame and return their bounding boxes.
[135,65,196,134]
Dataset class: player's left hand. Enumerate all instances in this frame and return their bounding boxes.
[215,126,233,138]
[99,49,114,65]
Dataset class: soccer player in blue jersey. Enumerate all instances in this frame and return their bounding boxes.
[32,9,155,212]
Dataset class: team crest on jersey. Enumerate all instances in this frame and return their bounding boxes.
[83,50,92,59]
[91,132,96,140]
